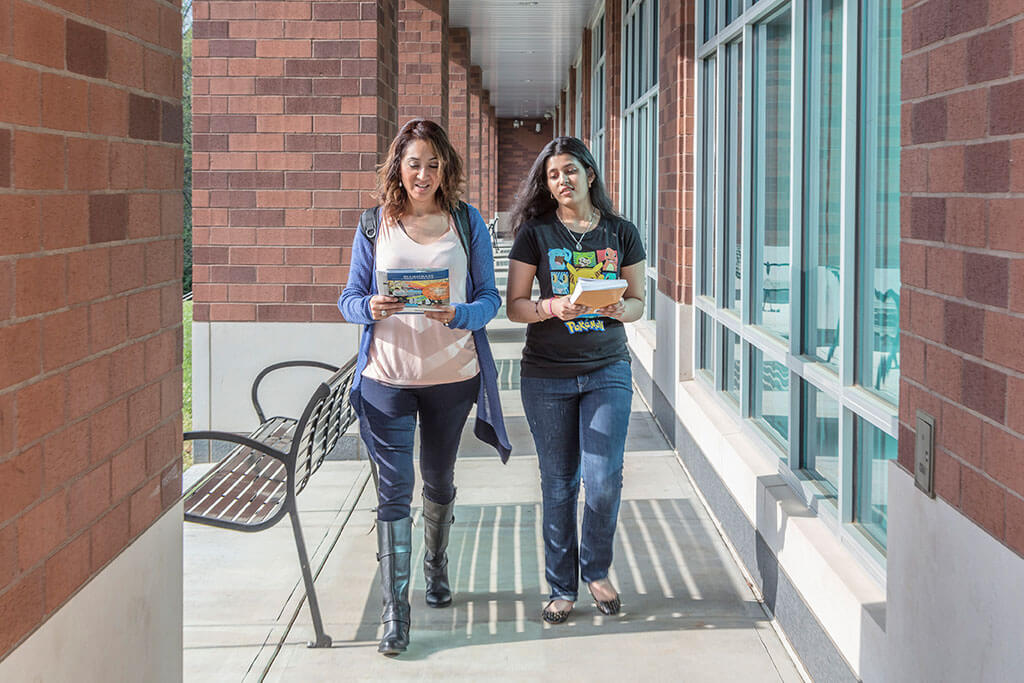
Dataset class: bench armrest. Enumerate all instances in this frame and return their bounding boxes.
[250,360,341,423]
[184,430,291,465]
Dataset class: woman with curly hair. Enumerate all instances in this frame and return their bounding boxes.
[338,119,510,656]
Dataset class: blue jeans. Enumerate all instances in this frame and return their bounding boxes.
[520,360,633,601]
[360,375,480,521]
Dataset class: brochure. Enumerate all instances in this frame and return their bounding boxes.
[376,268,450,313]
[569,277,627,311]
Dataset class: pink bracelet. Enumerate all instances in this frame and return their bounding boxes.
[545,298,554,317]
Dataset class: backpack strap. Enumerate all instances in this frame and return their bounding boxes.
[359,203,471,265]
[358,207,379,241]
[451,201,472,263]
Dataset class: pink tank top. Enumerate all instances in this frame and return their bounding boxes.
[362,215,479,386]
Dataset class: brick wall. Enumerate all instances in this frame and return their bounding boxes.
[191,0,398,325]
[567,66,576,137]
[467,65,481,208]
[497,118,553,212]
[397,0,447,128]
[447,26,469,180]
[604,0,622,206]
[657,0,696,303]
[489,103,497,217]
[899,1,1024,557]
[480,89,490,217]
[579,28,592,147]
[0,0,183,659]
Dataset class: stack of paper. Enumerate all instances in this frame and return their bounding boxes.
[568,277,627,310]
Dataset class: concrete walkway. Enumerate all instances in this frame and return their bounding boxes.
[183,242,805,682]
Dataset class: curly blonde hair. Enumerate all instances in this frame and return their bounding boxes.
[376,119,464,221]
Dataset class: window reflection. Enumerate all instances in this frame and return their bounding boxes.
[859,0,901,403]
[802,381,839,498]
[855,418,896,548]
[752,8,792,341]
[803,0,843,370]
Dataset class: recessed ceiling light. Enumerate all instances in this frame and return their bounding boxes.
[516,1,540,5]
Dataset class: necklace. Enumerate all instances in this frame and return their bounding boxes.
[557,208,599,251]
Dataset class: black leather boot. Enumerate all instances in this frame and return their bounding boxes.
[376,517,412,655]
[421,493,454,608]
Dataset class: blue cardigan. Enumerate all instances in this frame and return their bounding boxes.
[337,204,512,462]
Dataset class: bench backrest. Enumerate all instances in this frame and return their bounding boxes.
[290,357,358,495]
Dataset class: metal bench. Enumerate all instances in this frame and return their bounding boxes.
[183,357,359,648]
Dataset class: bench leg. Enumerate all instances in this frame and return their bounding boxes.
[288,503,333,648]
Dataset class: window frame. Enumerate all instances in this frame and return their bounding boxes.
[693,0,897,576]
[621,0,660,319]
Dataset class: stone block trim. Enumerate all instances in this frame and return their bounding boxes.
[900,1,1024,558]
[192,0,399,324]
[0,0,183,660]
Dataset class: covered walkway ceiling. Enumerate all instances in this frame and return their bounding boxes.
[450,0,599,119]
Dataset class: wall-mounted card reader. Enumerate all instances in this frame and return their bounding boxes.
[915,411,936,498]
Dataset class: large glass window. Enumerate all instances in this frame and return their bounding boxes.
[695,0,901,561]
[855,417,896,548]
[699,56,717,298]
[724,328,741,403]
[591,13,606,172]
[724,40,743,313]
[622,0,659,318]
[752,8,791,341]
[803,0,843,370]
[752,346,789,452]
[802,380,839,499]
[858,0,901,404]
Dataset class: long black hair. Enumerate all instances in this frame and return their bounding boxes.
[508,136,617,236]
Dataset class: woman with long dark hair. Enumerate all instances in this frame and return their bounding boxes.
[505,136,645,624]
[339,119,511,655]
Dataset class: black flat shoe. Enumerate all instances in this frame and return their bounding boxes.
[588,586,621,615]
[542,600,573,624]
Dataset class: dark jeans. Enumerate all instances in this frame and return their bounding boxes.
[520,360,633,601]
[360,374,479,521]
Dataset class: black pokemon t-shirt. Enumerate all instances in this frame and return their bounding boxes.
[508,212,646,378]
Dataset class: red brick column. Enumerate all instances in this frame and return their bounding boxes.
[498,118,554,211]
[580,29,592,147]
[468,65,482,208]
[567,67,576,137]
[0,0,182,658]
[899,1,1024,557]
[447,27,470,176]
[489,104,498,218]
[398,0,448,128]
[480,90,491,218]
[657,0,696,304]
[604,0,622,206]
[192,0,398,325]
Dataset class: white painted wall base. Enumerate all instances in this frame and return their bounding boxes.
[193,321,360,433]
[0,503,183,683]
[886,463,1024,682]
